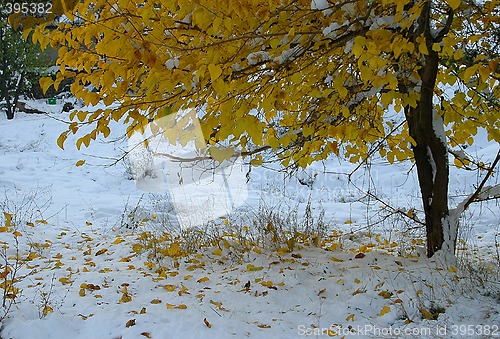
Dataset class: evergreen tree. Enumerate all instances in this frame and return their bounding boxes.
[0,16,47,119]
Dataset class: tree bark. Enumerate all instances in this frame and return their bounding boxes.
[404,2,454,258]
[0,25,14,120]
[0,31,25,120]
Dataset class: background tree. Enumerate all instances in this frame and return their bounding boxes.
[25,0,499,258]
[0,15,48,119]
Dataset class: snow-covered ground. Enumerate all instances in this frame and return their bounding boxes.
[0,99,498,338]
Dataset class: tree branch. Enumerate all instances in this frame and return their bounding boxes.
[459,148,500,213]
[433,8,454,43]
[152,145,271,163]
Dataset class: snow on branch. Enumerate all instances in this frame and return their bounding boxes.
[454,149,500,215]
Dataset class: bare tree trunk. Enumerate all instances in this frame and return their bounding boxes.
[405,2,455,258]
[9,72,25,119]
[406,104,452,257]
[0,26,25,120]
[3,74,24,120]
[0,25,14,120]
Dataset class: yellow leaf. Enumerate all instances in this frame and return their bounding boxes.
[449,265,457,273]
[76,134,92,150]
[328,243,338,251]
[261,280,274,288]
[246,264,263,272]
[112,237,125,245]
[351,37,365,56]
[447,0,461,10]
[478,66,490,82]
[352,288,366,296]
[178,284,190,296]
[277,247,290,255]
[204,317,212,328]
[12,231,22,237]
[39,77,53,94]
[463,66,477,83]
[27,252,40,260]
[164,284,176,292]
[420,308,434,320]
[77,111,87,122]
[419,42,429,55]
[144,261,156,270]
[76,160,86,167]
[150,299,162,304]
[291,72,302,84]
[208,64,222,82]
[346,314,355,321]
[95,248,108,256]
[250,155,263,166]
[166,303,185,309]
[132,244,143,253]
[42,305,54,316]
[253,247,262,254]
[165,242,182,258]
[209,147,234,163]
[378,291,393,299]
[79,288,86,297]
[57,132,68,150]
[212,248,222,256]
[59,277,73,285]
[3,212,12,227]
[197,276,210,283]
[377,305,391,316]
[120,293,132,303]
[330,257,344,262]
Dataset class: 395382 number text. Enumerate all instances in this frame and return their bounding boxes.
[1,2,53,15]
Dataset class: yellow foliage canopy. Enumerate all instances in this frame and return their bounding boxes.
[22,0,500,167]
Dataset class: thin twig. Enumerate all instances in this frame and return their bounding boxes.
[461,149,500,212]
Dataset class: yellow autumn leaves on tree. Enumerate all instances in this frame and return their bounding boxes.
[13,0,500,256]
[19,0,497,167]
